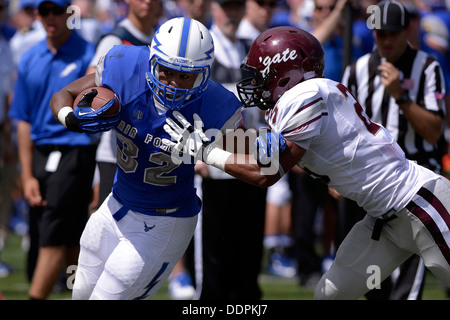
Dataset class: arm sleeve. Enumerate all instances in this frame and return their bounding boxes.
[269,88,326,150]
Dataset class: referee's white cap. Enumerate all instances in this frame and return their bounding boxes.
[377,0,410,32]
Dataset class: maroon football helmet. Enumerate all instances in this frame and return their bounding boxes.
[237,27,325,110]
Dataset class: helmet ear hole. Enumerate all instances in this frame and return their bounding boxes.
[278,78,290,87]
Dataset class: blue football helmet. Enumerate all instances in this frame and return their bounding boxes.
[147,17,215,110]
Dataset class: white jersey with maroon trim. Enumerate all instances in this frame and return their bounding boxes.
[265,77,437,217]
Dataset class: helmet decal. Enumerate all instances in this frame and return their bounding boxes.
[259,48,298,78]
[199,45,214,63]
[178,18,192,58]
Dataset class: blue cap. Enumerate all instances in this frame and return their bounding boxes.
[20,0,36,9]
[36,0,71,8]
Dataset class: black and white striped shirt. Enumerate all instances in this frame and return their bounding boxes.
[342,46,446,173]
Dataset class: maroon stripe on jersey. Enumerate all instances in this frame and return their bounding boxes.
[284,113,326,135]
[293,97,323,115]
[406,200,450,265]
[417,187,450,228]
[284,98,325,135]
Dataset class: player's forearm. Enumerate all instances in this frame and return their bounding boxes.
[224,154,281,188]
[399,100,443,144]
[50,90,76,125]
[214,137,302,188]
[50,73,97,124]
[17,121,34,181]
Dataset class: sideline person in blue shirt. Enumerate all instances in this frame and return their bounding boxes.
[8,0,96,300]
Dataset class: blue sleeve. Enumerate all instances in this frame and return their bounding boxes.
[198,81,242,130]
[9,53,32,122]
[100,45,150,106]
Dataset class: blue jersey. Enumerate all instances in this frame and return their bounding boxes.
[99,45,242,217]
[9,31,97,146]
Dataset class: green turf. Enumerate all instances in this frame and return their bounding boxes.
[0,233,447,300]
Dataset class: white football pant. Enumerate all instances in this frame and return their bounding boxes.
[72,194,197,300]
[315,176,450,299]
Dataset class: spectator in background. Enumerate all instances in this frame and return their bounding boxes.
[350,0,377,59]
[310,0,348,81]
[183,0,212,27]
[418,0,450,155]
[268,0,314,30]
[0,0,15,278]
[270,0,375,61]
[94,0,116,33]
[9,0,46,66]
[401,0,421,49]
[8,0,96,299]
[71,0,105,45]
[236,0,277,47]
[7,0,45,282]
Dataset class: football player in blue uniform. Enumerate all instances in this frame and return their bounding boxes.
[50,17,243,300]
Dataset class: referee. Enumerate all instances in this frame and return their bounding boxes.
[341,0,446,299]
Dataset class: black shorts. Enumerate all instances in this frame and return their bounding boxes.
[32,144,97,246]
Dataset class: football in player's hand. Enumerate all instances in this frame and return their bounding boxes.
[73,86,121,117]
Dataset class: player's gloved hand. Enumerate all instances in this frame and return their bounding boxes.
[163,111,213,162]
[253,129,286,165]
[64,89,120,133]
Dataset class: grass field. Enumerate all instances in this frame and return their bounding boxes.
[0,233,448,300]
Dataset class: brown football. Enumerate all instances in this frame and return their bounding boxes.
[73,86,121,117]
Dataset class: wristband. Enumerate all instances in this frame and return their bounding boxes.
[395,92,410,105]
[203,144,232,171]
[57,106,73,127]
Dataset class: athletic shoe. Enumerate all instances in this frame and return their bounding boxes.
[168,271,195,300]
[266,252,297,278]
[0,262,12,278]
[321,254,335,274]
